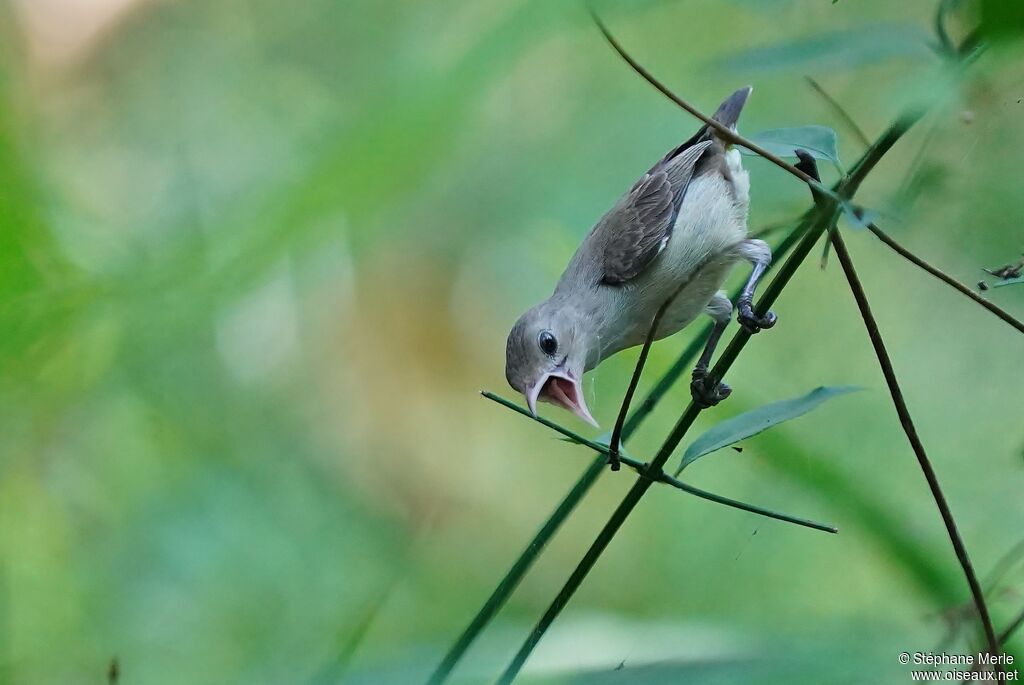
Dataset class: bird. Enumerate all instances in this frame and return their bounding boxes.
[504,86,776,427]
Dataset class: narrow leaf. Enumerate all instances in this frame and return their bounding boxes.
[740,126,841,168]
[675,386,861,475]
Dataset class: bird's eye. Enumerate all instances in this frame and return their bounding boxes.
[538,330,558,356]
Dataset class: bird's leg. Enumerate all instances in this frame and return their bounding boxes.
[735,238,777,334]
[691,292,733,408]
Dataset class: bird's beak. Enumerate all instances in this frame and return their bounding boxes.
[526,368,598,428]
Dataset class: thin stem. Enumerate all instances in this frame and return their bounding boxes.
[424,453,605,685]
[804,76,871,150]
[828,229,1001,660]
[497,107,922,682]
[495,469,655,685]
[607,295,669,470]
[611,214,810,461]
[621,221,807,438]
[619,330,708,439]
[482,392,837,534]
[657,471,837,534]
[609,256,722,469]
[866,222,1024,336]
[590,7,834,196]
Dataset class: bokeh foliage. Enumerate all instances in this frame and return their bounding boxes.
[0,1,1022,683]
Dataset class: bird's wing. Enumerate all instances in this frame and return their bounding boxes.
[598,139,713,285]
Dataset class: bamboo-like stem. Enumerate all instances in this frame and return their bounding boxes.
[483,392,838,534]
[828,228,1002,660]
[495,98,922,683]
[866,222,1024,335]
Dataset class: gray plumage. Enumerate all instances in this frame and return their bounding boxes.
[505,86,774,426]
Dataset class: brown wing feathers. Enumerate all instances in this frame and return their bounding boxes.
[597,87,752,285]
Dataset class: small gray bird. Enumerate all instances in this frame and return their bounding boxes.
[505,86,776,427]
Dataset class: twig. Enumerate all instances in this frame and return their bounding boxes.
[829,226,1001,660]
[804,76,871,150]
[798,77,1024,335]
[866,222,1024,335]
[793,145,1002,661]
[483,392,838,534]
[620,222,808,438]
[607,292,669,471]
[589,7,841,199]
[609,256,722,469]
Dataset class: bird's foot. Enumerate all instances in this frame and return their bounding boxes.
[690,367,732,408]
[737,301,777,335]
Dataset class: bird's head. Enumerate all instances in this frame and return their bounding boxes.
[505,300,597,427]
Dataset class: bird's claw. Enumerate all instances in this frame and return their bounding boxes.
[690,367,732,408]
[737,302,777,335]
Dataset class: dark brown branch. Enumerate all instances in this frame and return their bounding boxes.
[609,265,710,469]
[796,148,1001,662]
[800,77,1024,335]
[589,7,822,189]
[829,229,1001,660]
[607,293,671,470]
[866,222,1024,336]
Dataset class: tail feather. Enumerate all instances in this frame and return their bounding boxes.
[711,86,752,130]
[656,86,753,168]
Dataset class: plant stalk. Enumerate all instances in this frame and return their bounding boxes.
[828,229,1001,660]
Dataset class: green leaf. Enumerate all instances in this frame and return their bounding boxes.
[740,126,841,169]
[716,24,933,73]
[993,275,1024,288]
[674,386,861,475]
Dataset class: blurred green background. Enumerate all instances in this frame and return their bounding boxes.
[1,0,1022,683]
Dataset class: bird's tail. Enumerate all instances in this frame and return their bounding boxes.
[657,86,752,166]
[710,86,752,131]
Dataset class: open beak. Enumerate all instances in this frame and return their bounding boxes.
[526,369,598,428]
